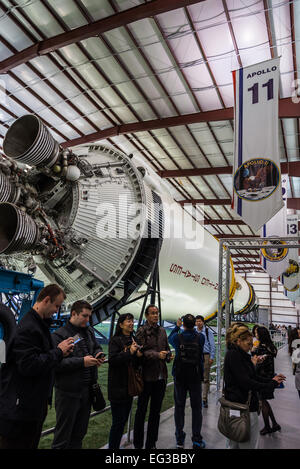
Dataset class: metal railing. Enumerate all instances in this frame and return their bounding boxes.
[270,330,288,350]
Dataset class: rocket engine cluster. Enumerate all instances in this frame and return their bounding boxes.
[0,114,256,324]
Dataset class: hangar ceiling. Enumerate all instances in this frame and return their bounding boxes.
[0,0,299,274]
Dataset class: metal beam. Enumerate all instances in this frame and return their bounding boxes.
[178,197,300,209]
[0,0,204,74]
[177,198,232,206]
[159,161,300,178]
[215,235,259,239]
[231,254,259,259]
[233,261,261,265]
[60,98,300,148]
[234,266,266,274]
[287,198,300,210]
[205,219,245,226]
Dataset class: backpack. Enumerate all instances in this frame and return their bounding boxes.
[175,333,201,383]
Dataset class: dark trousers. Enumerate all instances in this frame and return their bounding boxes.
[174,378,203,444]
[109,398,133,449]
[0,404,47,449]
[133,379,166,449]
[52,387,92,449]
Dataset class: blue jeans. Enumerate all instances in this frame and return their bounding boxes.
[174,378,203,444]
[109,399,133,449]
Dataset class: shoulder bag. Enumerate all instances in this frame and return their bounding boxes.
[128,362,144,397]
[90,382,106,411]
[117,336,144,397]
[218,384,251,443]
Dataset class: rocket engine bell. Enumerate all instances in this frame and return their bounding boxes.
[0,114,255,324]
[0,203,39,255]
[3,114,59,168]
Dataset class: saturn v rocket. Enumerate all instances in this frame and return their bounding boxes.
[0,115,255,324]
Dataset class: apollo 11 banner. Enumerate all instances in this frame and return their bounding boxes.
[260,175,288,279]
[232,58,283,231]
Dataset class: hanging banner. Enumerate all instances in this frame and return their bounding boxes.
[232,57,283,231]
[282,214,300,301]
[287,214,298,237]
[260,175,288,279]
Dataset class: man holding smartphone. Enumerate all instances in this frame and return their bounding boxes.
[0,284,74,449]
[51,300,105,449]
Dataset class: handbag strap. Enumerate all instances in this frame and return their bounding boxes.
[222,377,225,397]
[246,391,252,407]
[222,378,251,407]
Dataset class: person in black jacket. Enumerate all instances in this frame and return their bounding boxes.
[253,326,280,435]
[0,284,74,449]
[108,313,143,449]
[51,300,105,449]
[223,323,285,449]
[169,315,205,449]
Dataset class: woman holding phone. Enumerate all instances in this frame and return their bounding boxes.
[108,313,143,449]
[223,323,286,449]
[253,326,281,435]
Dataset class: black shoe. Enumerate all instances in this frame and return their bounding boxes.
[271,424,281,433]
[176,431,186,449]
[176,443,185,449]
[260,427,272,435]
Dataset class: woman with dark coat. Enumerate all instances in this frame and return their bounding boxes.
[253,326,280,435]
[223,323,285,449]
[107,313,142,449]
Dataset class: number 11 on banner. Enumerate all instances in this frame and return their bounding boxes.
[248,79,274,104]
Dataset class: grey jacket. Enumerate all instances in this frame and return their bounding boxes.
[136,321,170,382]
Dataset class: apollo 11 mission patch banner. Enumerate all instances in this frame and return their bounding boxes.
[232,58,283,231]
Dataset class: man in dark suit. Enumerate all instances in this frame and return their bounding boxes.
[0,284,74,449]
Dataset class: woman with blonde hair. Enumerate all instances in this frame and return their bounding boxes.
[223,323,285,449]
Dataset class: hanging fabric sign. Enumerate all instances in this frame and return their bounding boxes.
[232,58,283,231]
[260,175,288,279]
[282,214,300,301]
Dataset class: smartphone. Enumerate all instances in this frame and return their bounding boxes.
[73,334,83,345]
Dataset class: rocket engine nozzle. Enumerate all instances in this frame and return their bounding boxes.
[3,114,59,168]
[0,202,40,254]
[0,171,15,203]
